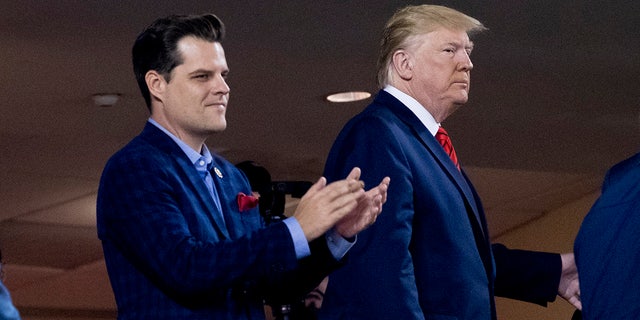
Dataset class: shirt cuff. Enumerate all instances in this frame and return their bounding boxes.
[283,217,311,259]
[283,218,356,260]
[325,228,355,260]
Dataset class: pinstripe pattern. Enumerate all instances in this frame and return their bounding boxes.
[97,123,340,319]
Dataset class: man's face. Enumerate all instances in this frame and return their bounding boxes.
[407,28,474,121]
[157,36,230,143]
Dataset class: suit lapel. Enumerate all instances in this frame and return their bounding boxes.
[208,158,242,239]
[419,126,486,239]
[377,91,486,238]
[178,156,231,239]
[140,123,231,239]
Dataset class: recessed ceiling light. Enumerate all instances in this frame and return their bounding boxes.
[92,93,121,107]
[326,91,371,103]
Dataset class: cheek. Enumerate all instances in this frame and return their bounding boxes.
[416,75,440,92]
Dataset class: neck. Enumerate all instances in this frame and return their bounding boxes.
[150,115,206,153]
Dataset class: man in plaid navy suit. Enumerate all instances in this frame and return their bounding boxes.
[97,14,389,320]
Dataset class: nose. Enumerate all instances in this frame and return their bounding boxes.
[458,52,473,72]
[212,74,230,95]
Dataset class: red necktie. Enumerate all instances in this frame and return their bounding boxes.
[435,127,460,170]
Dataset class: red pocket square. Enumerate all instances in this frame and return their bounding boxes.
[237,192,259,212]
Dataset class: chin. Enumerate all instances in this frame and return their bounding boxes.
[454,95,469,105]
[215,119,227,130]
[208,124,227,133]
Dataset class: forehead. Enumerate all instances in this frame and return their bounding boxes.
[411,27,472,48]
[175,36,227,69]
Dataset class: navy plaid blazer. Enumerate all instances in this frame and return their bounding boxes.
[97,123,339,319]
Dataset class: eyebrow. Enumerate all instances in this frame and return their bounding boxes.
[467,41,475,50]
[187,68,230,76]
[445,40,474,50]
[188,69,213,76]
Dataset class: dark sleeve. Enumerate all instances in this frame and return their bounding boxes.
[572,310,582,320]
[264,236,346,306]
[493,243,561,306]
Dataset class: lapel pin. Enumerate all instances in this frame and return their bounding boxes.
[214,167,223,179]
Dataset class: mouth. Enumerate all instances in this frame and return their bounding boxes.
[453,81,469,88]
[206,102,226,109]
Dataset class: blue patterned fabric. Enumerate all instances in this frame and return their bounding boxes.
[97,123,338,319]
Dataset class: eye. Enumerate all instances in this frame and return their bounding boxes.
[194,74,209,80]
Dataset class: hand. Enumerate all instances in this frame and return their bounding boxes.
[335,172,390,239]
[293,168,365,242]
[559,253,581,310]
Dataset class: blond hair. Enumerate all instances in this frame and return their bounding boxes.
[376,5,486,88]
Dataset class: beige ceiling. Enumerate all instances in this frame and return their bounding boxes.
[1,1,639,318]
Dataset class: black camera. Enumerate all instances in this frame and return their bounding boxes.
[235,161,315,320]
[235,161,311,223]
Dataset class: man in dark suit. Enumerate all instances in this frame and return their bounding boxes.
[97,14,389,319]
[320,5,581,319]
[573,153,640,319]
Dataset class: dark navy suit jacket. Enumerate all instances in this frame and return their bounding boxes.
[574,152,640,319]
[320,90,561,319]
[97,123,339,319]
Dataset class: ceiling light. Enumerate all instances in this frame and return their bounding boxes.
[326,91,371,103]
[92,93,121,107]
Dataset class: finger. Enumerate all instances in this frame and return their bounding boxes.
[373,195,384,215]
[373,177,390,193]
[380,177,391,189]
[324,179,365,200]
[298,177,327,207]
[308,177,327,193]
[365,177,389,200]
[379,177,390,203]
[572,298,582,310]
[327,197,361,220]
[346,167,361,181]
[374,194,383,208]
[307,179,365,219]
[349,179,365,192]
[329,187,365,211]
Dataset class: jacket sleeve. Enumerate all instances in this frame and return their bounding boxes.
[263,235,346,306]
[98,143,346,304]
[98,150,300,298]
[493,243,561,305]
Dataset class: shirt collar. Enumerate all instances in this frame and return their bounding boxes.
[147,118,213,169]
[383,85,440,136]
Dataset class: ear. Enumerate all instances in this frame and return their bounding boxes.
[145,70,167,104]
[391,49,413,81]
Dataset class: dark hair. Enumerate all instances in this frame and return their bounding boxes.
[132,14,225,110]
